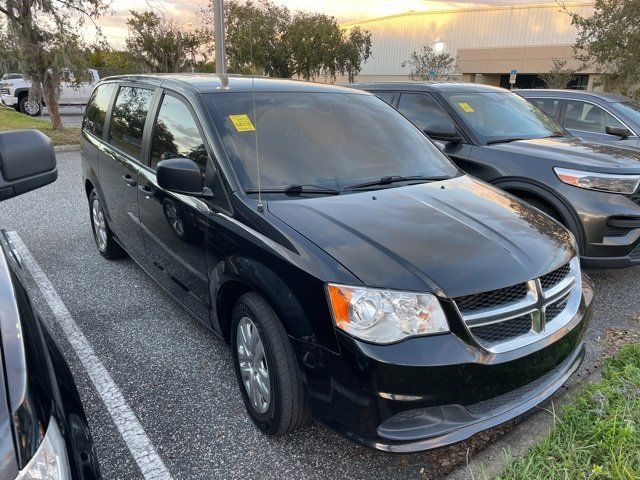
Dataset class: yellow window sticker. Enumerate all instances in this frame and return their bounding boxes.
[229,114,256,132]
[458,102,475,113]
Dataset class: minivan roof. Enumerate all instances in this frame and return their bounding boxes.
[348,81,507,94]
[100,73,369,95]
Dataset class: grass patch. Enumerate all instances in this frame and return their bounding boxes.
[496,342,640,480]
[0,107,80,146]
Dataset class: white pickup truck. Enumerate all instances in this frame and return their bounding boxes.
[0,69,100,116]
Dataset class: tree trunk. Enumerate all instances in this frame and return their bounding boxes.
[43,80,63,130]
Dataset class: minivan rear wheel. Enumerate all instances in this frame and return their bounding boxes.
[88,190,125,260]
[231,292,311,435]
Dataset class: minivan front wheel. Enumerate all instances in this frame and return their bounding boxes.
[88,190,125,259]
[231,293,310,435]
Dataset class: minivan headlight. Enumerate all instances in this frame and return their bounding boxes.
[326,284,449,344]
[554,167,640,194]
[17,419,71,480]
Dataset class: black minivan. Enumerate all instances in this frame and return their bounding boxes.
[81,74,593,452]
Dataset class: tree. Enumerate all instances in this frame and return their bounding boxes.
[86,45,145,77]
[539,58,576,89]
[203,0,372,81]
[338,27,372,83]
[0,19,19,73]
[402,45,455,80]
[126,10,208,73]
[567,0,640,96]
[0,0,107,128]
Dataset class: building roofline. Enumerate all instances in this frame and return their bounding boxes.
[340,2,594,27]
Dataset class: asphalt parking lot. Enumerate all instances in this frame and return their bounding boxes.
[1,151,639,480]
[42,105,84,128]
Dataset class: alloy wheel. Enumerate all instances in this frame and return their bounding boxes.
[236,317,271,414]
[163,202,185,238]
[24,100,40,116]
[91,198,108,251]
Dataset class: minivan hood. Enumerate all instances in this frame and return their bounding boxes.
[268,175,573,298]
[487,136,640,172]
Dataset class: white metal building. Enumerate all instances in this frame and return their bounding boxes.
[339,2,596,89]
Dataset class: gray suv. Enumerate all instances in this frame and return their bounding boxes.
[518,89,640,148]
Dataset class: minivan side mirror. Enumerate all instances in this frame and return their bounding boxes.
[605,125,633,139]
[0,130,57,201]
[424,122,462,143]
[156,157,212,198]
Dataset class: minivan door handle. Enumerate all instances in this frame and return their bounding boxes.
[138,185,152,195]
[122,174,137,187]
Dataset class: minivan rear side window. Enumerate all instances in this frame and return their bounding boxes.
[83,83,116,138]
[110,86,154,160]
[150,95,208,171]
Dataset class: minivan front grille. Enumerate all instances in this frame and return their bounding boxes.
[540,263,570,290]
[471,314,532,344]
[453,259,580,352]
[454,283,528,313]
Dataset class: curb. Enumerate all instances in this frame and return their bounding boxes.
[54,144,81,152]
[445,370,599,480]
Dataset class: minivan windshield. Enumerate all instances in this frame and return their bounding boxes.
[440,91,564,145]
[205,92,458,192]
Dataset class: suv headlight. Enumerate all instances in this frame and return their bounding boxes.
[17,419,71,480]
[326,284,449,344]
[555,167,640,194]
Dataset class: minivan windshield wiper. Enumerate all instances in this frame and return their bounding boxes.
[246,184,341,196]
[486,137,528,145]
[344,175,449,191]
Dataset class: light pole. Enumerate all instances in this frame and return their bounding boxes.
[213,0,227,74]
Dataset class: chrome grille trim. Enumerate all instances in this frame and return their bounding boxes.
[453,258,581,353]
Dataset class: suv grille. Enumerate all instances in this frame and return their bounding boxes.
[472,314,532,344]
[540,263,570,290]
[453,259,579,352]
[454,283,528,313]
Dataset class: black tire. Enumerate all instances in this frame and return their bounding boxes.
[18,95,42,116]
[88,190,125,260]
[521,196,563,223]
[231,292,311,435]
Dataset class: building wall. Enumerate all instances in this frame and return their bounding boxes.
[341,2,595,77]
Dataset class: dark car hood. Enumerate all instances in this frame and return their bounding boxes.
[487,136,640,172]
[268,175,573,298]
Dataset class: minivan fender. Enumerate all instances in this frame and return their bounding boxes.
[210,256,329,347]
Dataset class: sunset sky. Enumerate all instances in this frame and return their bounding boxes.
[99,0,557,48]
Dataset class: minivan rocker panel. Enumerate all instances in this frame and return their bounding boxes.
[81,74,592,453]
[269,175,573,296]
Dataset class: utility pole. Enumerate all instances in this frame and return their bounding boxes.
[213,0,227,74]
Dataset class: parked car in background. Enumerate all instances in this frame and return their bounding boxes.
[352,82,640,268]
[518,89,640,148]
[0,69,100,116]
[82,74,592,452]
[0,129,101,479]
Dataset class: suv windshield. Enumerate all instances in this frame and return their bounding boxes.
[1,73,23,80]
[205,92,458,192]
[440,91,564,145]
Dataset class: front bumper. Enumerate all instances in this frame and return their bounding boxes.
[295,278,593,452]
[558,183,640,269]
[0,94,18,107]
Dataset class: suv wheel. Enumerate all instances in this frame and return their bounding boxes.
[18,95,42,116]
[231,292,311,435]
[88,190,125,259]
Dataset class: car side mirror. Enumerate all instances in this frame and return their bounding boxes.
[156,157,212,198]
[606,125,632,139]
[0,130,57,201]
[424,122,462,143]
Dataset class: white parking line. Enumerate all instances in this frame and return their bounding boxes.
[8,231,173,480]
